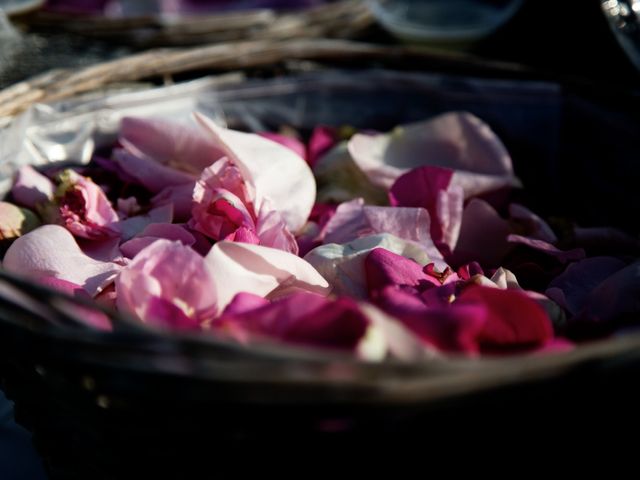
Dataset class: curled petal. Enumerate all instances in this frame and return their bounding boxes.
[389,166,464,255]
[304,233,432,298]
[323,198,444,263]
[195,113,315,233]
[120,116,225,175]
[205,241,330,312]
[3,225,120,296]
[116,239,217,328]
[348,112,520,196]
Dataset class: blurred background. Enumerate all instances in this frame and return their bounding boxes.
[1,0,640,89]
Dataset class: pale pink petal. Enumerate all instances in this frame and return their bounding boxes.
[112,147,195,193]
[255,205,299,254]
[113,204,174,241]
[348,112,520,197]
[116,239,217,327]
[120,116,225,175]
[451,198,512,267]
[3,225,121,296]
[204,241,330,311]
[11,166,54,209]
[120,223,196,258]
[195,113,315,233]
[323,198,443,263]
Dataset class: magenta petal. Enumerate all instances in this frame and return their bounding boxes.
[546,256,627,316]
[258,132,306,160]
[307,126,338,168]
[458,285,554,351]
[223,292,270,316]
[507,234,585,263]
[389,165,464,255]
[365,248,432,294]
[389,165,454,209]
[11,166,54,209]
[214,292,369,352]
[375,286,487,354]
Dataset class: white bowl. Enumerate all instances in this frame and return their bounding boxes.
[369,0,525,47]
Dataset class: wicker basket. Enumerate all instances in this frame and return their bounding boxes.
[15,0,374,47]
[1,38,640,476]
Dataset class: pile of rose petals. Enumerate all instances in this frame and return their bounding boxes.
[1,111,638,361]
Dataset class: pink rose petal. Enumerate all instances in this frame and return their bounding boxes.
[120,116,225,175]
[323,198,443,263]
[348,112,520,197]
[3,225,121,296]
[214,292,369,352]
[116,239,218,328]
[195,112,315,233]
[204,241,330,312]
[389,166,464,255]
[451,199,512,268]
[11,166,54,210]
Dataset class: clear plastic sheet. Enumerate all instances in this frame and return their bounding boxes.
[1,68,638,229]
